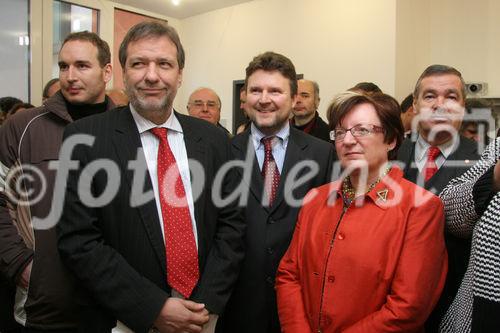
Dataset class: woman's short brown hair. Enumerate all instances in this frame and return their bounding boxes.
[327,91,404,159]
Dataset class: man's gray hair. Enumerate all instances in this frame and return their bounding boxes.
[119,21,185,70]
[413,64,466,100]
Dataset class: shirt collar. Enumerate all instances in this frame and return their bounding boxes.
[250,121,290,149]
[415,133,459,162]
[130,104,183,134]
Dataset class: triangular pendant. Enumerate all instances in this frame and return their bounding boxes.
[377,189,389,202]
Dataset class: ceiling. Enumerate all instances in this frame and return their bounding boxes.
[112,0,254,19]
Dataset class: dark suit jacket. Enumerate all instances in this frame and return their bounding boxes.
[308,113,331,143]
[0,276,20,332]
[292,112,331,143]
[397,135,479,194]
[397,135,479,333]
[57,107,245,333]
[217,127,335,333]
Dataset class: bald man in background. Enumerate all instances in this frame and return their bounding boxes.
[187,87,230,136]
[291,79,330,142]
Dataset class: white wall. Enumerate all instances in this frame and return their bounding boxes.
[179,0,397,127]
[396,0,500,100]
[427,0,500,97]
[180,0,500,126]
[395,0,431,100]
[25,0,500,115]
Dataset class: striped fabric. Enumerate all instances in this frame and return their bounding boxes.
[1,142,36,328]
[0,160,8,193]
[439,138,500,332]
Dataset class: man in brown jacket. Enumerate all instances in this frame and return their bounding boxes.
[0,31,113,332]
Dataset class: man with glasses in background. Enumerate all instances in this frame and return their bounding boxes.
[187,87,230,136]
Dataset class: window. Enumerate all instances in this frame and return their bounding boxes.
[0,0,30,102]
[52,1,99,78]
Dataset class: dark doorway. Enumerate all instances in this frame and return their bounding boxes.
[232,80,246,135]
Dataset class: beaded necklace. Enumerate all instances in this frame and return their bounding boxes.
[342,167,391,202]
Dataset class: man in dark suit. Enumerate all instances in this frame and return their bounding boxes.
[57,21,245,333]
[396,64,479,333]
[216,52,335,333]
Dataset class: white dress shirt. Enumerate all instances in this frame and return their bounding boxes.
[414,134,459,172]
[250,122,290,173]
[114,107,216,333]
[130,105,198,247]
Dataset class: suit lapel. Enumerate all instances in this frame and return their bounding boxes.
[426,137,468,193]
[403,141,439,191]
[232,131,267,212]
[398,140,419,183]
[270,128,306,213]
[111,107,166,274]
[445,136,466,161]
[404,137,472,193]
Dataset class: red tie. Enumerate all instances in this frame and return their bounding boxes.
[261,136,281,206]
[424,146,441,182]
[150,127,199,298]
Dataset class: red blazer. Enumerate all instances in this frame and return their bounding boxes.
[276,167,448,333]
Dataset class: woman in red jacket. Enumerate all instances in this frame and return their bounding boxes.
[276,92,448,333]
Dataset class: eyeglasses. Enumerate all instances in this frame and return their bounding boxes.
[189,101,219,110]
[330,124,385,141]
